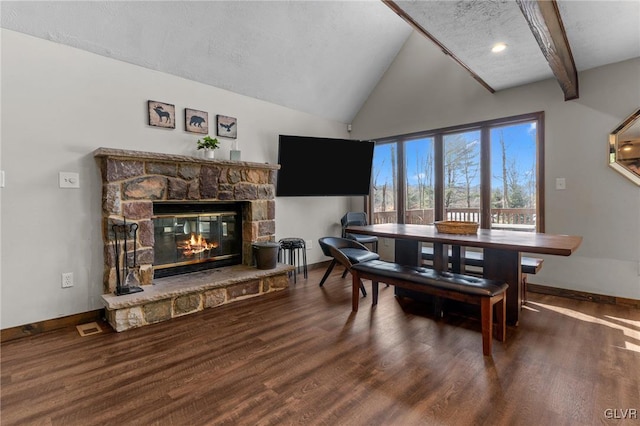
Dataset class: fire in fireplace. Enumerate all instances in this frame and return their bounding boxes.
[152,202,243,278]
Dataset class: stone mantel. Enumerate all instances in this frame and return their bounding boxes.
[93,147,280,171]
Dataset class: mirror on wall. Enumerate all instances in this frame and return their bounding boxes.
[609,108,640,186]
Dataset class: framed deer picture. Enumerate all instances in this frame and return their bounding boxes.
[148,100,175,129]
[216,115,237,139]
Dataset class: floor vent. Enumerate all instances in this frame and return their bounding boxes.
[76,322,102,337]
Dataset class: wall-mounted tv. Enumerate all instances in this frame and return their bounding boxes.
[276,135,375,197]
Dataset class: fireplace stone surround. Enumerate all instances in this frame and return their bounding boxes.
[94,148,292,331]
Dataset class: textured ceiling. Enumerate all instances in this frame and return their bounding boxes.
[2,1,639,123]
[557,0,640,71]
[393,0,551,89]
[392,0,640,91]
[0,1,412,123]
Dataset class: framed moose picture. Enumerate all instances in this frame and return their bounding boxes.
[216,115,237,139]
[185,108,208,134]
[148,101,175,129]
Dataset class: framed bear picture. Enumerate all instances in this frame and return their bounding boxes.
[185,108,208,134]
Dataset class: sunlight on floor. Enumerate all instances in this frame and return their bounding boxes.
[604,315,640,328]
[528,301,640,353]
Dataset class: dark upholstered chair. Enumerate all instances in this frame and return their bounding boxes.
[340,212,378,252]
[318,237,380,297]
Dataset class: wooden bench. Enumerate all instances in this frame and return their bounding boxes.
[351,259,508,356]
[421,246,543,304]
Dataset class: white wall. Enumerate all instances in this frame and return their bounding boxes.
[0,30,353,328]
[352,32,640,299]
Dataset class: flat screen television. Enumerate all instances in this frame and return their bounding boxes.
[276,135,375,197]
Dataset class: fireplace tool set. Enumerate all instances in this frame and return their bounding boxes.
[112,219,143,296]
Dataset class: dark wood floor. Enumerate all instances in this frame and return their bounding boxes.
[1,266,639,425]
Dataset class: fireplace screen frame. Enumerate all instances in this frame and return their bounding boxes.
[152,202,243,278]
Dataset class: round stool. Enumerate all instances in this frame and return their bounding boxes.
[278,238,308,283]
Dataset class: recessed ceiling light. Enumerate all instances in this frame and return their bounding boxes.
[492,43,507,53]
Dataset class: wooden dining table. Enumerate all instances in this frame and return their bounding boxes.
[345,223,583,325]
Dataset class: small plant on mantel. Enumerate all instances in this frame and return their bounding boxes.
[196,135,220,150]
[197,135,220,159]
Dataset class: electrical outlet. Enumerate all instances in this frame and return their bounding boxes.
[59,172,80,188]
[555,177,566,190]
[61,272,74,288]
[306,240,313,250]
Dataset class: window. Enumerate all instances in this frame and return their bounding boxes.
[405,137,434,224]
[372,142,398,223]
[444,130,481,223]
[489,122,539,231]
[369,112,544,232]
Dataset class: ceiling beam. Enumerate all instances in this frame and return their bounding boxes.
[516,0,579,100]
[382,0,495,94]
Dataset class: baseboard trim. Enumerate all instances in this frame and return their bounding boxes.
[527,283,640,309]
[1,310,105,343]
[13,267,632,343]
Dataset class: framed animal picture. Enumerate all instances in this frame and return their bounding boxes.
[216,115,237,139]
[148,101,175,129]
[185,108,208,134]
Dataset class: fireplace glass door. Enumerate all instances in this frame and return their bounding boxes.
[153,204,242,277]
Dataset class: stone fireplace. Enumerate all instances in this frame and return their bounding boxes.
[94,148,292,331]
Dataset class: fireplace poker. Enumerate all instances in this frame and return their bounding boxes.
[131,223,138,268]
[123,218,128,280]
[124,223,141,288]
[112,224,121,291]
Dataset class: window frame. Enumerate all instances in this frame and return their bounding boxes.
[367,111,545,232]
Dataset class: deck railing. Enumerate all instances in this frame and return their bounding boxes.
[373,208,536,231]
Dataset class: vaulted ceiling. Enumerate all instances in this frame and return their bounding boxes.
[2,1,639,123]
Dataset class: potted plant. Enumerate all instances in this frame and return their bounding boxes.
[197,135,220,159]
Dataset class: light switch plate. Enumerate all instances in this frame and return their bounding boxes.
[555,177,566,190]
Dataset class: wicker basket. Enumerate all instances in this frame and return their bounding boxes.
[434,220,479,235]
